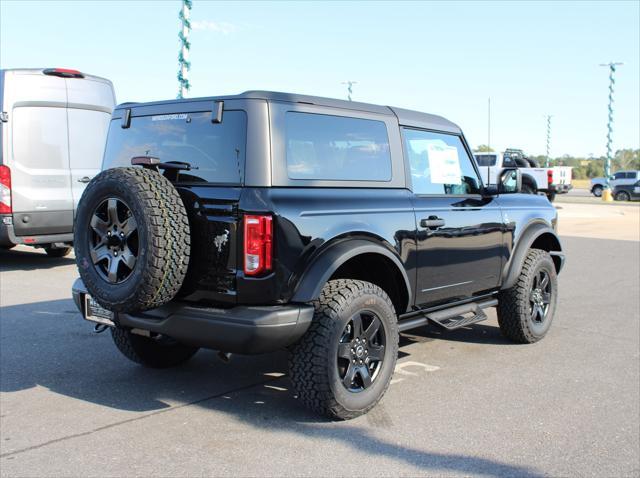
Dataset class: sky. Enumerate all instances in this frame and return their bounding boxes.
[1,0,638,157]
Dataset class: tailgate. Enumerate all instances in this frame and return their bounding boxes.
[552,167,572,185]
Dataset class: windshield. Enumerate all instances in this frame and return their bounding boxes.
[102,110,247,184]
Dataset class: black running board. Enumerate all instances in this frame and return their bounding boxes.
[398,298,498,333]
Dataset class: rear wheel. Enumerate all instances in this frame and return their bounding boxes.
[45,246,72,257]
[615,191,630,201]
[592,185,603,197]
[498,249,557,343]
[289,279,398,420]
[111,327,199,368]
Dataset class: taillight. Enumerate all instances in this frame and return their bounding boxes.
[547,169,553,186]
[0,165,11,214]
[243,215,273,276]
[43,68,84,79]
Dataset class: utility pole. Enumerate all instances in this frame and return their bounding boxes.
[342,81,357,101]
[177,0,192,99]
[545,115,552,167]
[599,62,623,188]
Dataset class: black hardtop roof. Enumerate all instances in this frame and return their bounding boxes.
[115,90,461,133]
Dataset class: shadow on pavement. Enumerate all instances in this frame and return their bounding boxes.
[0,248,75,272]
[0,298,542,476]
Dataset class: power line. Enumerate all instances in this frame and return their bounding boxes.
[177,0,192,99]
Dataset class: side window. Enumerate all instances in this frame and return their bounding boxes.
[503,156,516,167]
[403,128,482,195]
[474,154,497,167]
[614,172,626,180]
[284,112,392,181]
[625,172,637,179]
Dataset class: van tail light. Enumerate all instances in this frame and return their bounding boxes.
[244,215,273,276]
[43,68,84,79]
[0,165,11,214]
[547,169,553,186]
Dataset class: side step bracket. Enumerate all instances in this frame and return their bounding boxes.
[398,298,498,333]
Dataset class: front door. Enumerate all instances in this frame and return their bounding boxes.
[403,128,504,306]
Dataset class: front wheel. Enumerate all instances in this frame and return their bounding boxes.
[498,249,558,344]
[289,279,399,420]
[592,185,603,197]
[521,183,536,195]
[111,327,199,368]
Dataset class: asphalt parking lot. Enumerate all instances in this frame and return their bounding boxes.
[1,199,638,477]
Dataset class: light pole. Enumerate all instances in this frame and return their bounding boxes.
[177,0,192,99]
[599,62,623,188]
[545,115,552,167]
[342,81,357,101]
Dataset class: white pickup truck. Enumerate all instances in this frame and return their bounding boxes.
[474,150,572,202]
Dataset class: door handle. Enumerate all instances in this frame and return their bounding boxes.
[420,216,445,229]
[78,176,91,183]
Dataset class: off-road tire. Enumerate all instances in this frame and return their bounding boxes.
[592,185,603,197]
[614,191,630,202]
[45,246,71,258]
[74,167,190,313]
[288,279,399,420]
[111,327,198,368]
[497,249,558,344]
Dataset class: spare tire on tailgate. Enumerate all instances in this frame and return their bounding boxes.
[74,167,190,313]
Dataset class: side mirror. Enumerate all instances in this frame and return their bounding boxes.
[498,168,522,194]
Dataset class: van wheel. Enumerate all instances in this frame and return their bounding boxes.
[45,246,71,257]
[498,249,557,343]
[74,167,190,313]
[288,279,399,420]
[111,327,199,368]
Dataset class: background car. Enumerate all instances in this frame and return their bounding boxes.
[613,180,640,201]
[590,170,640,197]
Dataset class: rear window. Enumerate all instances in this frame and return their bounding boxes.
[285,112,392,181]
[102,110,246,184]
[474,154,496,167]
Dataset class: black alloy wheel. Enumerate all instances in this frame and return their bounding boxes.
[529,269,552,325]
[89,198,138,284]
[337,311,386,392]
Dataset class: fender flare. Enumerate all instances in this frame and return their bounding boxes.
[291,239,412,307]
[501,222,563,290]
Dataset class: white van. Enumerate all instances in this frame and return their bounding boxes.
[0,68,115,256]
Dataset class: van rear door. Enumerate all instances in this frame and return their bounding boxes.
[8,73,74,235]
[66,77,115,210]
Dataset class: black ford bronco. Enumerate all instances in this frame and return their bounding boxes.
[72,91,564,419]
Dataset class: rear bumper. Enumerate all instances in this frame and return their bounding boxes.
[0,216,74,247]
[551,184,572,194]
[72,278,314,354]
